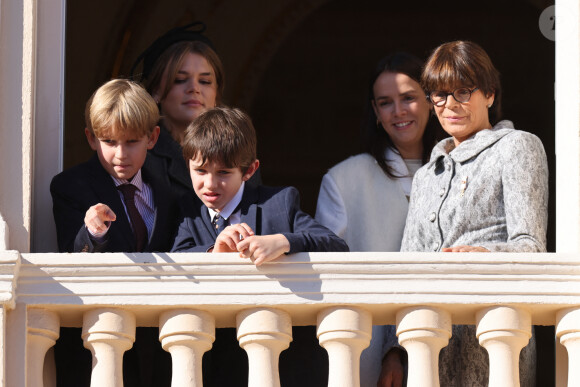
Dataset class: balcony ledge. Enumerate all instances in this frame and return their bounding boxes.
[0,251,573,328]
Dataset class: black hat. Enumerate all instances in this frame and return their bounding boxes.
[130,21,215,82]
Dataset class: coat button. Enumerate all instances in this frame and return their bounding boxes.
[432,242,439,251]
[429,212,436,222]
[439,188,446,197]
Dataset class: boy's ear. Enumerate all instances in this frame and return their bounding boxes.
[85,128,98,151]
[242,159,260,182]
[147,126,161,149]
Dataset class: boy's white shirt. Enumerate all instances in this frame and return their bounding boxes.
[208,181,245,225]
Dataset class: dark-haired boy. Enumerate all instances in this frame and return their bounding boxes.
[172,107,348,263]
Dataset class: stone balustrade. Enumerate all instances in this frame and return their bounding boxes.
[1,251,579,386]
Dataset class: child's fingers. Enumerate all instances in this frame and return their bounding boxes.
[238,237,256,259]
[85,203,115,234]
[237,238,249,253]
[253,255,266,266]
[226,223,253,242]
[95,203,116,222]
[215,234,238,251]
[236,223,255,237]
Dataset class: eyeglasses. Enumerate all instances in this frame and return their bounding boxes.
[428,87,479,107]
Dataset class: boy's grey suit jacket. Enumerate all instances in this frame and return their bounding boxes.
[172,184,349,253]
[50,154,179,253]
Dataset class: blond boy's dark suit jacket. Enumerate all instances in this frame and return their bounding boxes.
[50,154,179,253]
[172,184,349,253]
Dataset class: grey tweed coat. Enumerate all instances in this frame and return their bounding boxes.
[402,120,548,253]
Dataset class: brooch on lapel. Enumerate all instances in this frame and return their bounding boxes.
[460,176,468,197]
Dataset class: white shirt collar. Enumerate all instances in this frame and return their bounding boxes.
[208,181,245,221]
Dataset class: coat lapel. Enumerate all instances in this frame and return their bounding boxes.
[199,201,218,238]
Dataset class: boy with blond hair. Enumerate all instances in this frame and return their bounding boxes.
[172,107,348,263]
[51,78,179,253]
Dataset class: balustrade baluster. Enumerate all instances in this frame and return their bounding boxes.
[82,308,136,387]
[237,308,292,387]
[556,307,580,386]
[476,306,531,387]
[159,309,215,387]
[27,308,59,387]
[396,306,451,387]
[317,306,372,387]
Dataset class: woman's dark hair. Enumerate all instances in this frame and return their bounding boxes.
[361,52,444,178]
[422,40,502,124]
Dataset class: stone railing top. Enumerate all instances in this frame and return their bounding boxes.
[6,251,580,327]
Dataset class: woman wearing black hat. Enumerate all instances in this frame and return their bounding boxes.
[132,22,226,198]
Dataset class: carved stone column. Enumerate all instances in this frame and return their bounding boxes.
[27,308,60,387]
[317,306,372,387]
[556,307,580,386]
[396,306,451,387]
[159,309,215,387]
[82,308,136,387]
[476,306,531,387]
[237,308,292,387]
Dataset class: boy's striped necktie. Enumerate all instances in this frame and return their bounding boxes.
[117,183,147,252]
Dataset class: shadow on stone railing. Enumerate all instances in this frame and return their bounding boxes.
[1,251,579,386]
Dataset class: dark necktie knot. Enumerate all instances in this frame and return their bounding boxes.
[118,183,137,202]
[212,213,229,235]
[117,184,147,252]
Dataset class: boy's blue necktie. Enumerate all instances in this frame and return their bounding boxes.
[212,213,229,236]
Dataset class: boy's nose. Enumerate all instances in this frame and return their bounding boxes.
[116,145,128,158]
[205,174,218,188]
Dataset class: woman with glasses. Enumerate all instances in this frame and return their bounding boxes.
[315,52,444,386]
[400,40,547,385]
[402,40,548,253]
